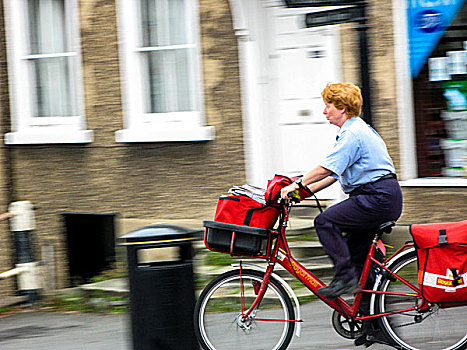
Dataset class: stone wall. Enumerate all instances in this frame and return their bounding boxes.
[399,188,467,224]
[0,1,14,297]
[0,0,246,291]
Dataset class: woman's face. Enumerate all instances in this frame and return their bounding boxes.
[323,102,346,127]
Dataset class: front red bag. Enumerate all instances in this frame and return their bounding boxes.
[265,174,313,206]
[214,195,280,229]
[410,220,467,304]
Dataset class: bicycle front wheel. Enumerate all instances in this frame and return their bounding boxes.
[194,269,295,350]
[375,250,467,350]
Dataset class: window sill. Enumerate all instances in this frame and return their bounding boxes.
[4,130,93,145]
[400,177,467,187]
[115,126,215,143]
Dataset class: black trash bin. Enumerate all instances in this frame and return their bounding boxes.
[119,224,200,350]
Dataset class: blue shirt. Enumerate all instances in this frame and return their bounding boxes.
[321,117,396,193]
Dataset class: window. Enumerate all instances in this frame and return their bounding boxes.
[393,0,467,186]
[116,0,214,142]
[4,0,91,144]
[410,5,467,180]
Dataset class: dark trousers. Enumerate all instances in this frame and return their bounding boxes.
[314,178,403,282]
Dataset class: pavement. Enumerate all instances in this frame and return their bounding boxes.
[0,302,393,350]
[0,309,130,350]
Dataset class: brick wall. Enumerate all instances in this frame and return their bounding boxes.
[0,0,246,290]
[0,0,15,297]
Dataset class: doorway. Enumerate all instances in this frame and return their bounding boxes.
[63,213,117,286]
[232,0,344,199]
[272,8,342,199]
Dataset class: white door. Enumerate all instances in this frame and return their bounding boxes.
[269,7,344,200]
[231,0,345,200]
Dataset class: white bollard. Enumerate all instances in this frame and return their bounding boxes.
[8,201,40,303]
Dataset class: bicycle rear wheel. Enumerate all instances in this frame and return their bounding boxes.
[375,250,467,350]
[194,269,295,350]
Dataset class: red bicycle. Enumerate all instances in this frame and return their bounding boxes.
[194,198,467,350]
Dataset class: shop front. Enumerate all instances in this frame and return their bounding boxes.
[404,0,467,179]
[391,0,467,223]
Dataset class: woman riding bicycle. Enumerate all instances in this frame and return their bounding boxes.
[280,82,403,300]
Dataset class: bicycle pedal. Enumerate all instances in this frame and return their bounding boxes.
[354,334,374,347]
[354,335,367,346]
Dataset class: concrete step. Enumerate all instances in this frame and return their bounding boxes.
[196,257,333,283]
[288,241,325,258]
[79,278,129,295]
[195,220,331,282]
[282,217,315,236]
[69,224,411,311]
[0,295,28,309]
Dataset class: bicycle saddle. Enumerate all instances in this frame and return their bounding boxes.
[376,221,395,235]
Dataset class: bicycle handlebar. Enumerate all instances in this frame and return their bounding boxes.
[286,191,301,203]
[279,193,300,205]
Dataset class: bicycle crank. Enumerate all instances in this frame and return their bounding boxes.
[332,310,364,339]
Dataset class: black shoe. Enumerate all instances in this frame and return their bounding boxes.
[355,320,375,347]
[354,334,375,347]
[318,278,360,299]
[355,319,393,348]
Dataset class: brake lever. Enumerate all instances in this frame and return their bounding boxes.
[286,192,300,203]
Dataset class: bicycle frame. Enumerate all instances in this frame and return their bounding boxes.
[239,201,426,324]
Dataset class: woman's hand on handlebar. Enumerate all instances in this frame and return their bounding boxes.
[280,182,300,200]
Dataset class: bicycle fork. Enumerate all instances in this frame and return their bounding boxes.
[234,262,304,338]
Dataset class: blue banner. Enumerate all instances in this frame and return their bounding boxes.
[407,0,466,78]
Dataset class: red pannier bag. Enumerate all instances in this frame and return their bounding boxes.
[213,195,279,229]
[265,174,313,206]
[410,220,467,304]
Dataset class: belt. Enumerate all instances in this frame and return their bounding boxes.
[349,173,398,196]
[373,173,397,183]
[349,173,397,195]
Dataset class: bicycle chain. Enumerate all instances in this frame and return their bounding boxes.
[393,319,417,328]
[392,308,435,329]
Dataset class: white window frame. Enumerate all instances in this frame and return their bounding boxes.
[115,0,214,142]
[392,0,467,187]
[3,0,92,145]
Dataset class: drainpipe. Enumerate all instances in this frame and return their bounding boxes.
[356,3,373,127]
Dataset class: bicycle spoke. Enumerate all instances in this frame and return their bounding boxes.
[195,269,295,350]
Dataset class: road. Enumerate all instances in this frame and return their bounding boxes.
[0,311,130,350]
[0,301,394,350]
